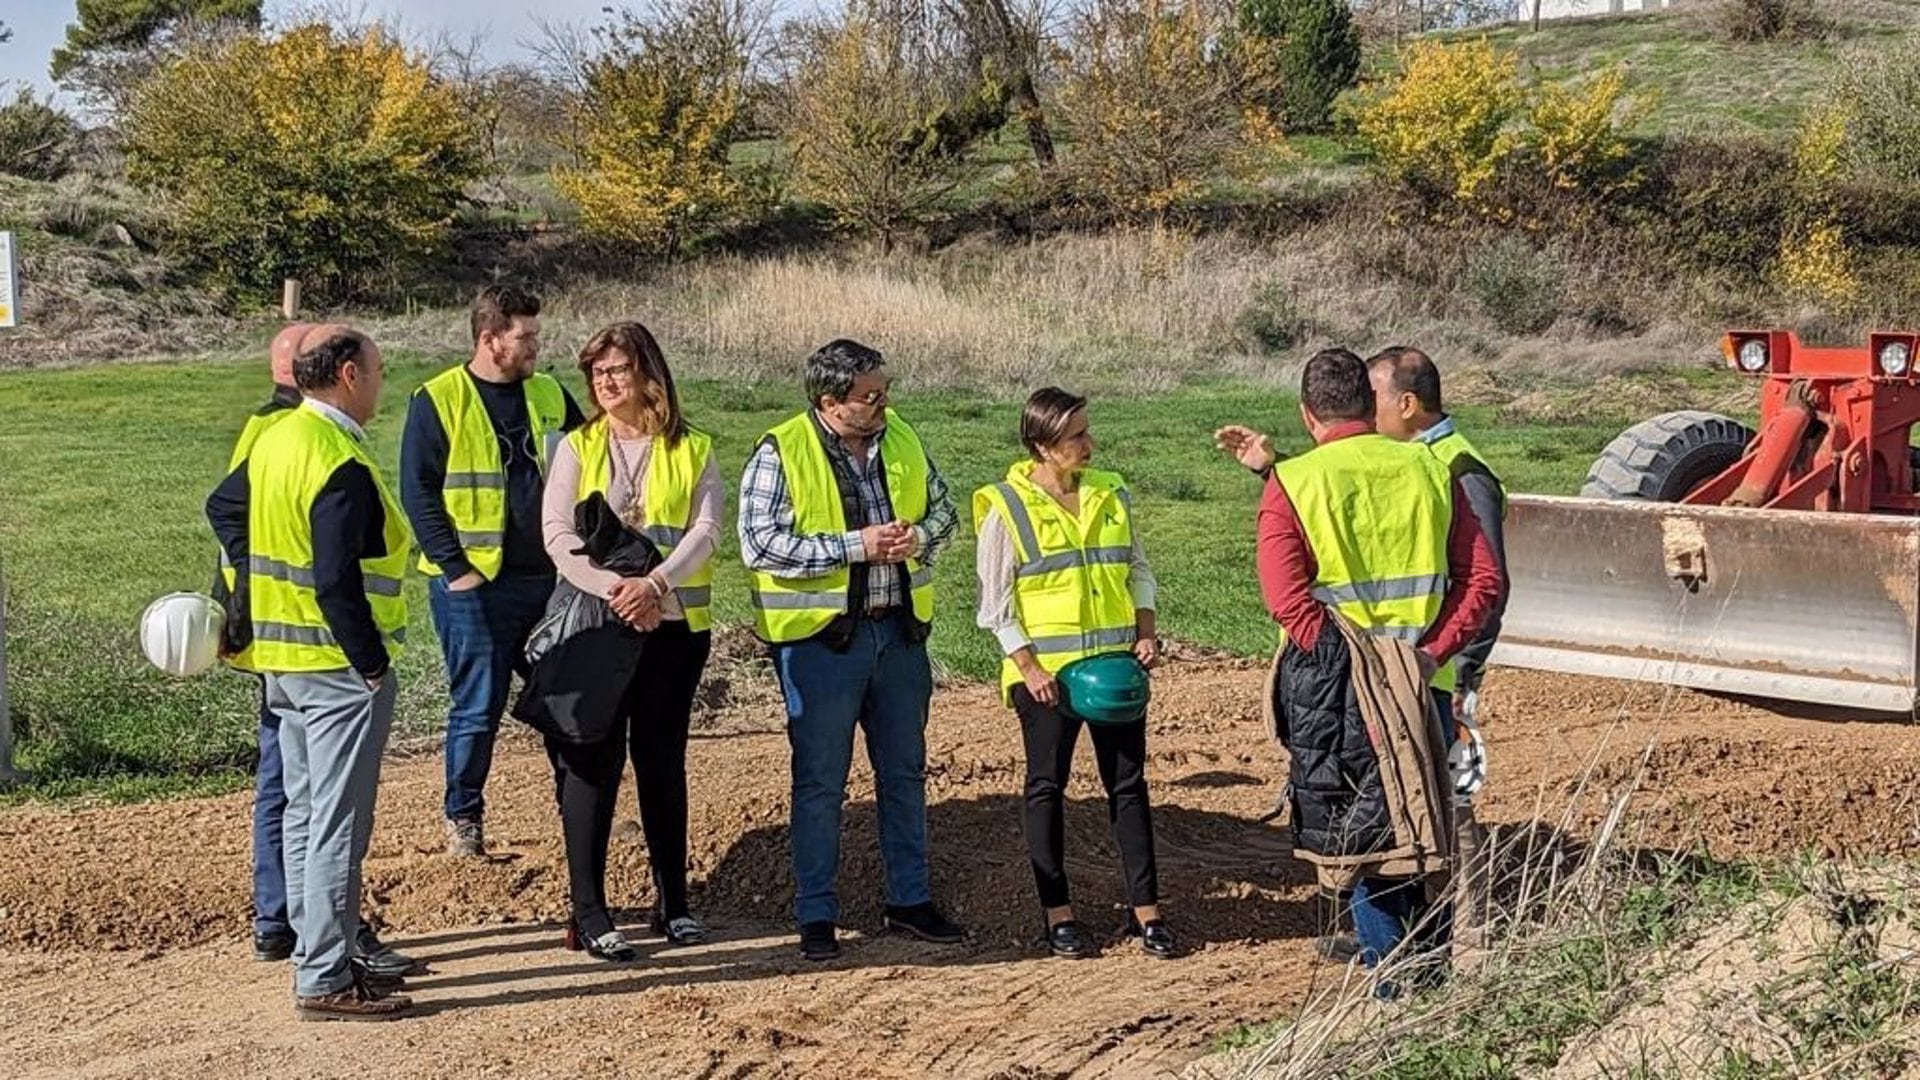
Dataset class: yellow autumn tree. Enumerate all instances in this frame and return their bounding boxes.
[1053,0,1283,220]
[1777,103,1859,309]
[1354,37,1524,205]
[124,23,483,300]
[1528,66,1649,196]
[554,1,763,254]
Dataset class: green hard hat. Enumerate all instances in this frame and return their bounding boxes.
[1057,652,1151,726]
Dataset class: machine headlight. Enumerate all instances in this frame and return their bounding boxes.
[1737,339,1769,372]
[1880,341,1912,377]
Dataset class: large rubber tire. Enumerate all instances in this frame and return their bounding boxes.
[1580,410,1754,502]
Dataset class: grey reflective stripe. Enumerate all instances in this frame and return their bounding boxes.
[254,555,402,598]
[992,483,1042,560]
[457,531,504,549]
[218,549,233,569]
[1028,626,1137,656]
[1310,574,1448,607]
[749,590,847,612]
[677,586,712,608]
[643,525,686,548]
[254,622,406,648]
[909,565,933,590]
[1368,625,1425,643]
[254,621,335,646]
[250,555,315,588]
[443,471,505,490]
[1017,545,1132,578]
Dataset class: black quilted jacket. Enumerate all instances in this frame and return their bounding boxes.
[1275,626,1396,858]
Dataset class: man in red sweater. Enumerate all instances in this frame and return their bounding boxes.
[1255,347,1503,995]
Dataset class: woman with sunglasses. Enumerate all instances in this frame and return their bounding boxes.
[540,321,722,960]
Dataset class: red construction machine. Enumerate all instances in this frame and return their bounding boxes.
[1491,331,1920,713]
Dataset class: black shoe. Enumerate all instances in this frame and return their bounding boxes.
[1045,920,1094,960]
[883,903,968,945]
[1315,933,1361,963]
[253,929,296,962]
[355,925,429,977]
[1126,916,1180,960]
[798,921,840,962]
[349,959,408,991]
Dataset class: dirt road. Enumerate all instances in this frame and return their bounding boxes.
[3,662,1918,1079]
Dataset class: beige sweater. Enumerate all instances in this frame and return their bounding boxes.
[540,435,724,621]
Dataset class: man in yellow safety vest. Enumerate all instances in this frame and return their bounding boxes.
[738,339,967,963]
[400,285,583,857]
[206,328,417,1021]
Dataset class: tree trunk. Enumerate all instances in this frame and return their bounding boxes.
[1532,0,1543,31]
[1009,71,1055,170]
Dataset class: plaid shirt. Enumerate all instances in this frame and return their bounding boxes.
[738,413,957,610]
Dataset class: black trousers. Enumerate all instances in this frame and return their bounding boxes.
[545,620,711,939]
[1014,685,1159,911]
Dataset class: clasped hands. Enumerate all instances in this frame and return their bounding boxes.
[858,520,920,564]
[609,574,667,632]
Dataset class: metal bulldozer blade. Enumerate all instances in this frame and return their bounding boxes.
[1488,495,1920,714]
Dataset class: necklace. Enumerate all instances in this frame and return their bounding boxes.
[607,428,649,531]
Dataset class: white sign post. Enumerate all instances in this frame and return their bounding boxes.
[0,230,17,328]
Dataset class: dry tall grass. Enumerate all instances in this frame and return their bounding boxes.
[360,222,1731,392]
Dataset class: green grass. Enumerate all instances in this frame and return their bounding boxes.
[0,356,1624,800]
[1459,6,1920,138]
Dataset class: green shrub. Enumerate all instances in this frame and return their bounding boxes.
[1464,235,1564,335]
[1239,0,1361,135]
[1623,136,1794,278]
[1718,0,1826,44]
[123,23,485,302]
[1234,277,1309,353]
[0,88,80,181]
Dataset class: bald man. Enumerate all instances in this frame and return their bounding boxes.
[212,323,426,981]
[214,323,311,964]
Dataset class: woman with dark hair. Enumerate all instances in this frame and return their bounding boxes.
[971,387,1177,960]
[539,321,722,960]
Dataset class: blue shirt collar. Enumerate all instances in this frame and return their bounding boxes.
[1413,414,1455,445]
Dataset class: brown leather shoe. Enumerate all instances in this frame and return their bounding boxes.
[295,979,413,1022]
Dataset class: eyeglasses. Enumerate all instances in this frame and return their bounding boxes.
[849,386,890,407]
[590,364,637,384]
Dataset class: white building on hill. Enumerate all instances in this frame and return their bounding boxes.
[1529,0,1673,19]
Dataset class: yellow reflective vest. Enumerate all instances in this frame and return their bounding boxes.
[567,419,716,632]
[973,461,1138,703]
[1274,433,1453,687]
[746,410,934,643]
[246,406,412,673]
[219,398,299,673]
[1422,424,1505,694]
[413,366,568,578]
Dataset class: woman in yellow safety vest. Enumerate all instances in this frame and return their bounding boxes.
[972,387,1177,961]
[539,321,722,961]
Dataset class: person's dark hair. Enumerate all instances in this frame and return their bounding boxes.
[470,284,541,344]
[577,321,687,443]
[1300,347,1372,422]
[805,338,886,407]
[1366,345,1443,414]
[1020,386,1088,459]
[293,331,372,392]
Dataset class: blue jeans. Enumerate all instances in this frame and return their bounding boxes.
[252,681,290,937]
[1350,692,1456,994]
[429,573,554,822]
[774,613,934,927]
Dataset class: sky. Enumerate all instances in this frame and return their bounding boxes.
[0,1,818,104]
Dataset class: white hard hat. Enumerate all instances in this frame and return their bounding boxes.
[1447,723,1488,798]
[139,592,226,677]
